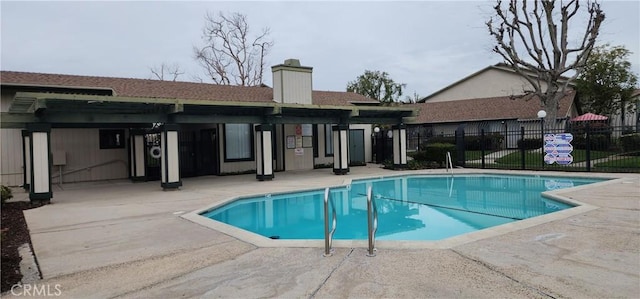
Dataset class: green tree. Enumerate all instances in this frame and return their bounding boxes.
[487,0,605,129]
[575,44,638,124]
[346,70,406,104]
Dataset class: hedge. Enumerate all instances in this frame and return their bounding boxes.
[572,134,611,150]
[424,133,503,151]
[412,143,456,167]
[619,133,640,153]
[518,138,542,150]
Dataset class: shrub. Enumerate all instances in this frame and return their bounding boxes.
[421,143,456,167]
[382,159,394,169]
[1,185,13,204]
[621,126,635,135]
[425,134,503,151]
[463,133,504,151]
[619,133,640,153]
[410,150,429,162]
[384,157,440,170]
[573,134,611,150]
[518,138,542,150]
[314,163,333,169]
[427,136,455,145]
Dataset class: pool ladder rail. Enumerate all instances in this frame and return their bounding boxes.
[323,188,337,257]
[446,151,454,176]
[324,186,378,257]
[366,185,378,257]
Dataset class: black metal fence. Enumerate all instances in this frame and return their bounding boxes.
[407,125,640,173]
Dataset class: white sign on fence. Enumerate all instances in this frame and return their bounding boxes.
[543,133,574,165]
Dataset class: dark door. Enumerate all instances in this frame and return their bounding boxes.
[373,130,393,164]
[349,129,365,166]
[179,131,197,178]
[198,129,218,175]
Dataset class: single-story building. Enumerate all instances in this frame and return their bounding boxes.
[607,88,640,131]
[1,59,415,202]
[410,92,577,148]
[408,64,578,149]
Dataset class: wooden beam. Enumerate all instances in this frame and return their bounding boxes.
[37,112,168,124]
[169,103,184,114]
[172,114,263,124]
[33,99,47,114]
[0,113,39,128]
[348,118,400,124]
[401,116,419,124]
[267,106,282,115]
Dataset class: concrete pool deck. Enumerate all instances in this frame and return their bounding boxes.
[4,166,639,298]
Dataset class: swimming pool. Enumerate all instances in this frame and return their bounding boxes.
[200,174,604,241]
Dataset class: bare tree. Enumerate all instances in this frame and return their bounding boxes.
[487,0,605,129]
[194,12,273,86]
[150,63,184,81]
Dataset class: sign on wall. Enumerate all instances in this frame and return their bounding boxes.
[543,133,574,165]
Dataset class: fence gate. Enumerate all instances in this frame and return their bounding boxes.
[372,130,393,164]
[145,133,161,181]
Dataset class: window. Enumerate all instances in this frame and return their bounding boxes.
[99,129,125,149]
[312,124,318,158]
[224,124,253,161]
[325,124,334,156]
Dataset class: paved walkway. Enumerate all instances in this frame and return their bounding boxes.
[3,166,639,298]
[467,149,518,164]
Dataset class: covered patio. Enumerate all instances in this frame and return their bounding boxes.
[1,61,417,203]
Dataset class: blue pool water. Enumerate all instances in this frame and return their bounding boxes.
[201,174,604,241]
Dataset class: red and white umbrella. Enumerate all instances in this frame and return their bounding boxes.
[570,113,608,122]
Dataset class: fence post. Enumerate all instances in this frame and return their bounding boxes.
[455,126,465,167]
[586,123,591,172]
[520,127,525,170]
[480,129,486,169]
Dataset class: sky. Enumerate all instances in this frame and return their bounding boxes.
[1,1,639,99]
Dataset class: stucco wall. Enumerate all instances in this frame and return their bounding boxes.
[1,128,131,186]
[0,128,24,186]
[427,68,545,102]
[50,128,129,183]
[283,124,314,171]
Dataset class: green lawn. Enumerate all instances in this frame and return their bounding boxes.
[594,156,640,169]
[427,148,639,172]
[465,150,499,161]
[494,149,614,165]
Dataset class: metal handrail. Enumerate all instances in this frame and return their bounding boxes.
[446,152,453,175]
[323,188,337,257]
[366,185,378,257]
[50,159,127,178]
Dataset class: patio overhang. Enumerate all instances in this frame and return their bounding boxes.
[1,92,416,128]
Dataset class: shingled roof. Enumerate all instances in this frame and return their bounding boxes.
[0,71,379,106]
[412,91,576,123]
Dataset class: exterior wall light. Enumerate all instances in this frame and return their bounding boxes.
[537,110,547,119]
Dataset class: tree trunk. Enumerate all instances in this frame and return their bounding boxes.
[542,98,558,131]
[541,87,563,132]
